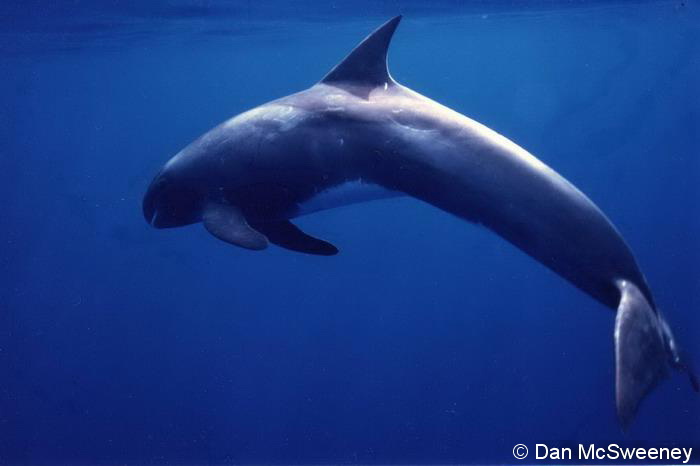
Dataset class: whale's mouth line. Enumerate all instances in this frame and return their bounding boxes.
[147,209,171,229]
[149,211,158,227]
[143,193,169,229]
[143,170,168,228]
[142,193,157,227]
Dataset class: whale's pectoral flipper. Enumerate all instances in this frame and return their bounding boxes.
[614,280,668,428]
[251,220,338,256]
[203,203,268,250]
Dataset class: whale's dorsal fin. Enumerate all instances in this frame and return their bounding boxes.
[321,15,401,88]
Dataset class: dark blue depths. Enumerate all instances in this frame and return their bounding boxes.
[0,1,698,464]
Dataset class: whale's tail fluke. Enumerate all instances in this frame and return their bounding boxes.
[686,364,700,392]
[614,279,696,428]
[614,280,667,428]
[658,311,700,393]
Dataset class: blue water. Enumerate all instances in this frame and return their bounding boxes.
[1,1,699,464]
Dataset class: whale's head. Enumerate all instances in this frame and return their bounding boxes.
[143,153,203,229]
[143,111,269,230]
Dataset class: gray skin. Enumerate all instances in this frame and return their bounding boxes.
[150,81,646,309]
[144,16,694,426]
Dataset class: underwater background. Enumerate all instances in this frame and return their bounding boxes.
[1,0,699,464]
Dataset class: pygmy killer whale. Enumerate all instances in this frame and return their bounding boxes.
[143,16,697,427]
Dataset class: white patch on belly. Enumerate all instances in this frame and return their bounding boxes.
[295,180,403,217]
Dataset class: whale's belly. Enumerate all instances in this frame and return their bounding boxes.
[294,179,403,218]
